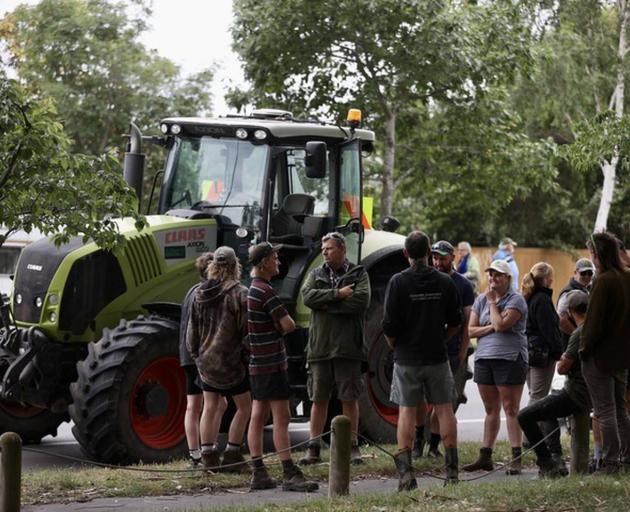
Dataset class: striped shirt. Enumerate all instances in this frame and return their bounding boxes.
[247,277,289,375]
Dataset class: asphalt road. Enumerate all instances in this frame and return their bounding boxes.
[22,377,559,471]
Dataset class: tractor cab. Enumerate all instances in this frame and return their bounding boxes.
[151,109,374,305]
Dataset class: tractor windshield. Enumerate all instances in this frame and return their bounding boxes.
[163,136,268,228]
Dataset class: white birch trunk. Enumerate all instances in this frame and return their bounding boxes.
[380,109,396,219]
[595,0,628,231]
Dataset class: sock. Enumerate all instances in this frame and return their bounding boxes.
[226,442,241,451]
[189,448,201,460]
[251,456,264,469]
[281,458,296,474]
[201,443,215,454]
[429,433,441,451]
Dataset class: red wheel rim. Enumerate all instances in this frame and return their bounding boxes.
[0,400,45,419]
[129,356,186,449]
[367,332,399,426]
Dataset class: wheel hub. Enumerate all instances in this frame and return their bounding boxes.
[134,380,169,418]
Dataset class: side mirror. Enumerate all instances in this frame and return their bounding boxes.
[381,216,400,233]
[305,141,327,179]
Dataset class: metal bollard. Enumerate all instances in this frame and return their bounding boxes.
[570,412,590,474]
[0,432,22,512]
[328,415,351,497]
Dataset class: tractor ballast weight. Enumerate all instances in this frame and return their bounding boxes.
[0,110,407,462]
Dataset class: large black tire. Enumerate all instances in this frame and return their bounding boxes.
[0,401,66,444]
[69,315,187,464]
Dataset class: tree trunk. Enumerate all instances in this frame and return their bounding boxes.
[595,0,628,231]
[380,109,396,219]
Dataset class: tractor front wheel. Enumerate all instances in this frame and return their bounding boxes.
[69,315,187,464]
[0,400,66,443]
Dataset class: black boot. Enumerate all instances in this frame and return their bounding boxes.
[537,456,565,479]
[298,442,321,465]
[444,447,459,485]
[462,447,493,472]
[394,448,417,492]
[412,425,425,459]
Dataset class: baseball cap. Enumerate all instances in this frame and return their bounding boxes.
[248,242,280,266]
[431,240,455,256]
[485,259,512,277]
[499,237,518,247]
[565,290,589,311]
[213,246,237,265]
[575,258,595,274]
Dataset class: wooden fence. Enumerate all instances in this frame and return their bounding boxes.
[471,247,589,303]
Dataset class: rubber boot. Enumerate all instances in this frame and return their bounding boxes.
[506,446,522,475]
[462,447,493,472]
[394,448,417,492]
[412,427,425,459]
[444,447,459,485]
[298,442,321,465]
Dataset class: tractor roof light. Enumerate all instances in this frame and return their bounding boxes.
[236,128,248,139]
[170,124,182,135]
[160,123,168,134]
[254,129,267,140]
[347,108,362,129]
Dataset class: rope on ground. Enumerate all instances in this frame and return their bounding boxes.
[356,424,562,483]
[21,429,332,474]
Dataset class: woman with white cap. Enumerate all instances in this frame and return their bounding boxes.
[463,259,528,474]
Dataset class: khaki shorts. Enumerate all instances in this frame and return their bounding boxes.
[307,358,364,402]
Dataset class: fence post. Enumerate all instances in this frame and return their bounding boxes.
[0,432,21,512]
[328,415,351,497]
[570,412,590,474]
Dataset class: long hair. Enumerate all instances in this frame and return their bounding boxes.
[207,259,242,283]
[587,232,624,273]
[521,262,554,299]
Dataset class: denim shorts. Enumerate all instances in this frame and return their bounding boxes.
[390,361,454,406]
[307,358,364,402]
[474,356,527,386]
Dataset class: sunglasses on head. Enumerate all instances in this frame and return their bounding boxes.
[322,232,345,243]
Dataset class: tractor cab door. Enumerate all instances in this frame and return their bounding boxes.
[337,139,363,264]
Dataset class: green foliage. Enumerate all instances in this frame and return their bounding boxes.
[0,0,213,157]
[0,76,144,249]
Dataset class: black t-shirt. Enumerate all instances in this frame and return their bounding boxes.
[447,271,475,358]
[383,265,462,365]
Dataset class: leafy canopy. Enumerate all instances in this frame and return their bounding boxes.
[0,76,144,249]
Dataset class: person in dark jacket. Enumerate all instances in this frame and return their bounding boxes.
[557,258,594,340]
[383,231,462,490]
[521,262,563,405]
[580,232,630,474]
[518,290,591,478]
[179,252,226,466]
[299,232,370,466]
[187,246,251,472]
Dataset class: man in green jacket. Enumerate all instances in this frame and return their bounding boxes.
[299,232,371,466]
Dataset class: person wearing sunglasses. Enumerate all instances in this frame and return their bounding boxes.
[580,232,630,474]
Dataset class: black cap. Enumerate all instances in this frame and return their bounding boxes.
[431,240,455,256]
[248,242,279,266]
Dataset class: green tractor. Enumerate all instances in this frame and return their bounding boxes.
[0,109,407,463]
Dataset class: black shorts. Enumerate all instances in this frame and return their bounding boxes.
[183,365,202,395]
[474,356,527,386]
[201,375,250,397]
[250,370,290,401]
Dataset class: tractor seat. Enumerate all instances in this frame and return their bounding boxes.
[269,193,315,245]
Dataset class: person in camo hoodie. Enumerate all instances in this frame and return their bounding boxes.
[187,246,251,473]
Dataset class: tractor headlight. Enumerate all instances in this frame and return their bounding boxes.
[49,294,59,305]
[35,297,43,308]
[15,293,22,305]
[236,128,248,139]
[49,312,57,323]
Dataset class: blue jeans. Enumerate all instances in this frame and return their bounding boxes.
[517,389,584,461]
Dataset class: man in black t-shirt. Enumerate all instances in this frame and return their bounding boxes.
[383,231,462,490]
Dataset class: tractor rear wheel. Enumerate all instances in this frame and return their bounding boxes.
[0,400,66,443]
[69,315,187,464]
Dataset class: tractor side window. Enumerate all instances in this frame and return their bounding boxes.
[287,149,329,215]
